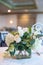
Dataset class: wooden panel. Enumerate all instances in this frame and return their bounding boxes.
[17,14,36,27]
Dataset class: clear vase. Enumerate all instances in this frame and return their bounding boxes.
[14,50,31,59]
[4,49,31,59]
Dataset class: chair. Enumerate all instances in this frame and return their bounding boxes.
[0,33,2,47]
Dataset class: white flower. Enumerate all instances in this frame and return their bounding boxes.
[5,33,21,46]
[23,27,28,33]
[5,33,15,46]
[18,26,28,37]
[18,26,24,37]
[18,26,22,30]
[33,35,36,39]
[32,38,42,52]
[34,31,41,35]
[32,24,42,34]
[35,24,42,31]
[14,34,21,43]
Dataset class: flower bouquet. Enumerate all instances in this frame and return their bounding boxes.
[5,24,43,59]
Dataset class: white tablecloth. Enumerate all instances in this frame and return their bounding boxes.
[0,47,43,65]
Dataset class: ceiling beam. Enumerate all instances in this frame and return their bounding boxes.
[0,0,37,9]
[0,12,43,15]
[0,0,12,9]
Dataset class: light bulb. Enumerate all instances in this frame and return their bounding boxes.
[10,20,13,24]
[8,10,11,13]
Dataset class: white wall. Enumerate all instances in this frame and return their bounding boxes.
[0,15,17,28]
[0,14,43,28]
[36,14,43,24]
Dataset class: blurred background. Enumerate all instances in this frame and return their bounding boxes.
[0,0,43,47]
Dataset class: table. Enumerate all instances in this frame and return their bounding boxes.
[0,47,43,65]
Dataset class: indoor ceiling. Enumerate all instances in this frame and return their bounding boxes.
[0,0,36,14]
[0,0,43,14]
[0,0,36,9]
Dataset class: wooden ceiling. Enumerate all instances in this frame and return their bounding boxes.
[0,0,37,14]
[12,0,33,3]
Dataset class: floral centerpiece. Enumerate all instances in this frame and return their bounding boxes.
[5,24,43,59]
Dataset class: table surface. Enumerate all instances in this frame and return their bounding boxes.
[0,47,43,65]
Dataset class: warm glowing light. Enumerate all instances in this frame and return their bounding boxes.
[10,20,13,24]
[19,14,29,26]
[8,10,11,13]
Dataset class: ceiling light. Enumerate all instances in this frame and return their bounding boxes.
[10,20,13,24]
[8,10,11,13]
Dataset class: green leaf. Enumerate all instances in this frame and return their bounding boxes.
[28,27,31,34]
[26,43,31,47]
[17,43,24,51]
[8,42,15,56]
[23,32,29,39]
[10,49,15,56]
[8,42,15,52]
[27,48,31,56]
[23,39,31,47]
[11,31,19,36]
[30,39,35,45]
[9,46,14,52]
[24,46,29,50]
[27,34,30,39]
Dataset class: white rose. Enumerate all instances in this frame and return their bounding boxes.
[32,24,42,34]
[32,38,42,52]
[5,33,15,46]
[14,35,21,43]
[18,26,29,37]
[23,27,28,33]
[18,26,24,37]
[34,31,41,35]
[33,35,36,39]
[18,26,22,30]
[36,24,42,31]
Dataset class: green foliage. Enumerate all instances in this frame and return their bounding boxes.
[7,41,16,56]
[7,31,35,56]
[17,44,24,51]
[21,32,31,40]
[22,32,29,39]
[6,25,43,58]
[27,48,31,57]
[28,27,32,34]
[11,31,19,36]
[10,50,15,56]
[7,28,35,56]
[30,39,35,45]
